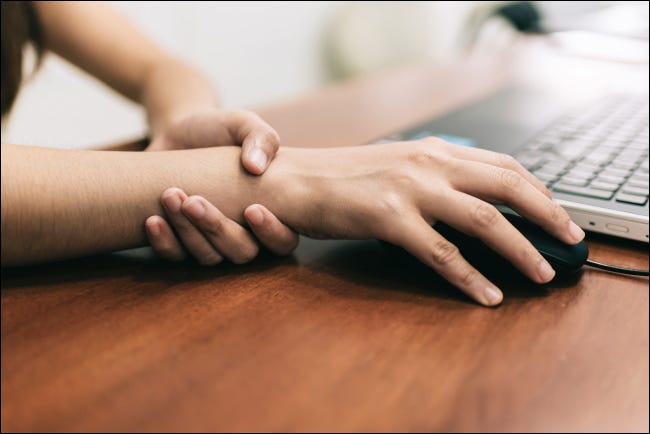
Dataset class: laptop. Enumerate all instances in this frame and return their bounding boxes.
[379,86,649,242]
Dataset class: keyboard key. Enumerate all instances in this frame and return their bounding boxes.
[533,173,558,184]
[566,168,596,179]
[558,176,590,186]
[539,161,570,172]
[516,153,546,168]
[584,153,614,165]
[534,167,565,178]
[553,183,614,200]
[621,185,649,197]
[611,161,638,171]
[557,140,591,159]
[589,180,620,191]
[625,178,649,189]
[601,167,632,178]
[596,174,626,185]
[615,193,648,205]
[572,162,602,172]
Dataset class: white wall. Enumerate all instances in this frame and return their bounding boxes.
[2,1,477,148]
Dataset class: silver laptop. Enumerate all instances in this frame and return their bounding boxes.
[383,86,649,242]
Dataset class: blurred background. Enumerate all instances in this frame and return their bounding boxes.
[2,1,648,148]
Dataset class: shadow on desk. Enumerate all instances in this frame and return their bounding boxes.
[2,237,586,308]
[0,248,297,292]
[286,237,584,307]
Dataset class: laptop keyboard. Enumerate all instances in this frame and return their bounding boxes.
[515,95,649,206]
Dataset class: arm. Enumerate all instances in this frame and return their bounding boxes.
[0,144,279,266]
[32,1,215,137]
[2,139,584,306]
[32,1,277,170]
[30,1,296,262]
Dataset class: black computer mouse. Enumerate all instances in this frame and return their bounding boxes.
[382,208,589,277]
[433,208,589,275]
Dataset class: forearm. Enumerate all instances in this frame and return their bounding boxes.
[32,2,218,138]
[141,58,218,138]
[0,144,278,266]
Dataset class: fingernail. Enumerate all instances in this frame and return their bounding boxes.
[247,206,264,226]
[147,221,160,237]
[484,287,503,305]
[163,194,181,212]
[249,147,268,172]
[184,199,206,219]
[538,259,556,282]
[569,221,585,242]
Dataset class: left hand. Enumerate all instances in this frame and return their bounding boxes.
[144,109,299,265]
[145,187,299,265]
[146,108,280,174]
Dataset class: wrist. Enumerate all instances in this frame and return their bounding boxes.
[253,147,312,225]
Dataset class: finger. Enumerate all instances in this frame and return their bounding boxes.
[244,204,299,255]
[145,215,187,261]
[433,192,557,284]
[182,196,260,264]
[442,142,552,199]
[391,216,503,306]
[227,110,280,174]
[446,159,584,245]
[161,188,224,266]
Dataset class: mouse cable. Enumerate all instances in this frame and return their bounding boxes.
[585,260,649,277]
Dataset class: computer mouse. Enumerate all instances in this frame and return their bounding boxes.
[382,208,589,277]
[433,208,589,275]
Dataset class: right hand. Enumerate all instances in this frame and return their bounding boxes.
[145,187,298,265]
[262,138,585,306]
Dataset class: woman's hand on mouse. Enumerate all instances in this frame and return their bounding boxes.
[144,109,300,264]
[257,138,585,306]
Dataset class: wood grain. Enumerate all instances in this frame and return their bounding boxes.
[2,46,648,432]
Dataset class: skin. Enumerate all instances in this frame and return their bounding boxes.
[1,138,585,306]
[28,1,298,264]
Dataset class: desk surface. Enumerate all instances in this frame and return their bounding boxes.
[2,45,649,432]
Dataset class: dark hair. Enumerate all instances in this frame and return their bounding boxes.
[1,1,43,115]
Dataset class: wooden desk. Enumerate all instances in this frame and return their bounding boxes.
[2,47,649,432]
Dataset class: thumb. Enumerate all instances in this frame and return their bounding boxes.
[240,129,281,175]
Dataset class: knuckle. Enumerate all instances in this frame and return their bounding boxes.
[497,153,519,169]
[459,268,478,287]
[471,202,500,228]
[500,169,523,189]
[518,245,538,265]
[261,130,281,148]
[407,144,447,167]
[430,240,460,266]
[232,245,259,264]
[202,215,226,237]
[547,201,568,224]
[421,135,447,148]
[378,192,407,218]
[198,251,223,266]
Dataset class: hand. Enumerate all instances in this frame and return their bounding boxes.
[146,108,280,175]
[261,138,585,306]
[145,109,294,264]
[145,188,299,265]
